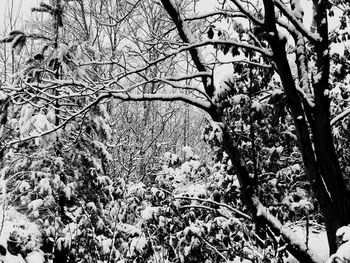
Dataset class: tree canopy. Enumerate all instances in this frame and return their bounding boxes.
[1,0,350,262]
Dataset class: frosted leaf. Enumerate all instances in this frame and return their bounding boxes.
[64,183,76,200]
[159,216,167,227]
[127,182,146,197]
[19,181,30,193]
[25,251,45,263]
[116,223,141,236]
[96,218,104,230]
[336,226,350,242]
[232,94,242,104]
[43,195,55,207]
[130,236,147,255]
[32,210,39,218]
[181,162,191,174]
[38,178,52,195]
[54,157,64,170]
[298,199,313,211]
[291,163,301,173]
[84,44,101,60]
[184,245,191,256]
[0,90,7,100]
[57,43,68,62]
[28,199,44,211]
[86,202,97,212]
[93,141,113,162]
[33,114,50,131]
[97,175,113,186]
[183,146,194,159]
[75,67,87,79]
[328,241,350,262]
[141,206,160,221]
[184,225,201,237]
[57,237,63,251]
[163,152,180,165]
[3,253,26,263]
[64,235,72,249]
[20,119,32,136]
[251,100,262,112]
[46,110,56,123]
[97,235,112,255]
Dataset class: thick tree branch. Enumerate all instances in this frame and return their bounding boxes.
[160,0,214,97]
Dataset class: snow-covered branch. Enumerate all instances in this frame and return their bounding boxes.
[108,92,211,111]
[228,0,264,26]
[274,0,321,43]
[331,107,350,126]
[185,10,246,21]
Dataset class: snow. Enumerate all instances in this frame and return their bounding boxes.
[251,101,262,112]
[327,226,350,262]
[28,199,44,211]
[0,207,42,258]
[25,251,45,263]
[283,226,329,263]
[336,226,350,242]
[129,235,147,256]
[0,253,26,263]
[182,146,195,159]
[141,206,160,221]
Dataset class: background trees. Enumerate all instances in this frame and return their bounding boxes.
[1,0,350,262]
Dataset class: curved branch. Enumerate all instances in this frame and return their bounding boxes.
[331,107,350,126]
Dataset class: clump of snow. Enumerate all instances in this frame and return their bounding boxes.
[174,183,207,198]
[127,182,146,197]
[0,207,42,253]
[182,146,199,160]
[327,225,350,263]
[141,206,160,221]
[163,152,180,166]
[129,235,147,256]
[208,121,224,143]
[251,100,262,112]
[116,223,142,236]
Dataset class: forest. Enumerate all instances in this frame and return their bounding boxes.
[0,0,350,262]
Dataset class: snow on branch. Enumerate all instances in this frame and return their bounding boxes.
[108,92,211,111]
[274,0,321,43]
[189,39,273,57]
[253,196,324,263]
[160,0,214,97]
[185,10,248,21]
[331,107,350,126]
[228,0,264,26]
[206,59,272,68]
[2,94,110,148]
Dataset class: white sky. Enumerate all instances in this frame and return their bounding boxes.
[0,0,39,32]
